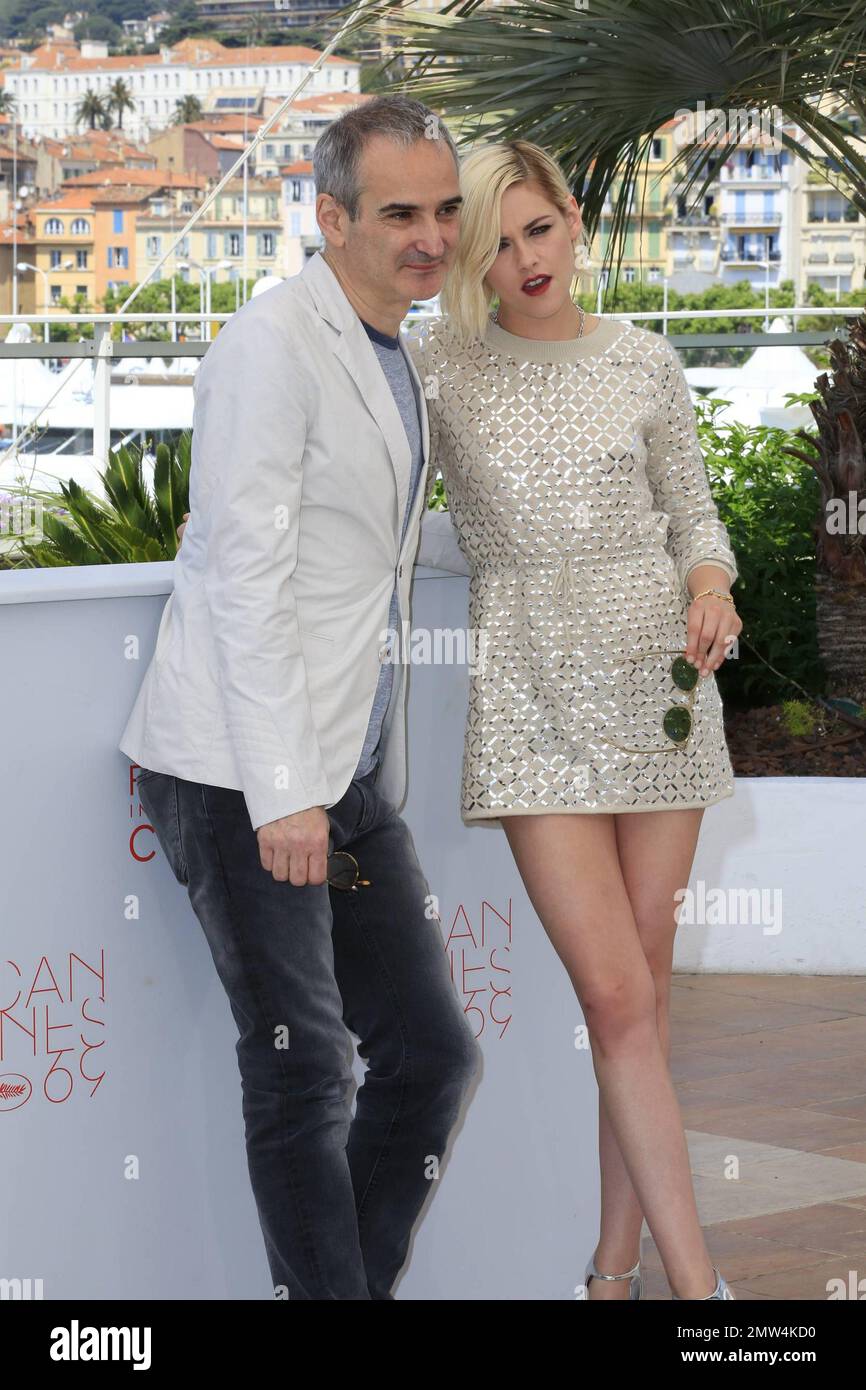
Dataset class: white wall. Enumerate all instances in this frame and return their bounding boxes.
[0,560,861,1299]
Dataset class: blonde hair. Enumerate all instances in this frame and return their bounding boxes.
[440,139,592,346]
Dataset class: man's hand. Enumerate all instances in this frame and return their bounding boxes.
[177,511,190,546]
[256,805,330,885]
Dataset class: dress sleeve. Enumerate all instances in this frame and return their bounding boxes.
[643,335,738,599]
[405,322,473,577]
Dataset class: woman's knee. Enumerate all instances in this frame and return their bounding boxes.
[579,970,657,1052]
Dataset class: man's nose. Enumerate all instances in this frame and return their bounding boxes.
[411,221,448,259]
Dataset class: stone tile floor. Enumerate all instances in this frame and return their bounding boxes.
[640,974,866,1300]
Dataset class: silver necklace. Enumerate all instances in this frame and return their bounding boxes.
[492,303,585,337]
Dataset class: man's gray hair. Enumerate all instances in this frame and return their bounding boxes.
[312,94,460,220]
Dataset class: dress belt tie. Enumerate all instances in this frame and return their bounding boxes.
[551,555,579,621]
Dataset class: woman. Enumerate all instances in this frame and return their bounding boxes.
[409,139,742,1301]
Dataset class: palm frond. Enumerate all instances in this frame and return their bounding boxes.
[346,0,866,291]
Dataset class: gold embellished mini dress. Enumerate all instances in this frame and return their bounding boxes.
[409,315,739,827]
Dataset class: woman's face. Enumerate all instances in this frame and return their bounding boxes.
[484,180,581,321]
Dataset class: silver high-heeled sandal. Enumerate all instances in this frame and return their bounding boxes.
[672,1266,735,1300]
[584,1250,643,1299]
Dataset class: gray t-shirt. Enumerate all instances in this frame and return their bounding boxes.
[351,317,425,779]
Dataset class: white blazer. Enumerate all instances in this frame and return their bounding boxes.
[119,251,469,831]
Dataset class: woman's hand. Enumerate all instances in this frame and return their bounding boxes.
[177,511,190,546]
[686,594,743,676]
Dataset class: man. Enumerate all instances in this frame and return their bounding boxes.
[120,95,478,1301]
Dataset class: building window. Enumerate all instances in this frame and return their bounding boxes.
[227,232,241,256]
[71,218,90,235]
[75,285,87,298]
[45,217,64,235]
[291,179,301,201]
[147,235,162,257]
[50,285,62,304]
[265,144,275,158]
[108,247,129,269]
[76,249,87,269]
[290,213,300,236]
[50,249,62,268]
[261,232,274,256]
[113,209,123,233]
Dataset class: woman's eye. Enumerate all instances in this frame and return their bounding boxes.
[531,224,551,235]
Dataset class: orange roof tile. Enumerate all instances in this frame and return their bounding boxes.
[12,40,354,74]
[279,160,313,175]
[33,188,96,211]
[290,93,370,111]
[195,45,353,69]
[90,186,155,205]
[220,174,285,190]
[62,167,207,188]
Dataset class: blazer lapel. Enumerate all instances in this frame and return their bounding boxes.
[331,325,411,529]
[301,251,424,533]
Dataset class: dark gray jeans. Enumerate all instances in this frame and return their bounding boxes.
[136,764,480,1300]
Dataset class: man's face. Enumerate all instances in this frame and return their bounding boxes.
[327,133,462,309]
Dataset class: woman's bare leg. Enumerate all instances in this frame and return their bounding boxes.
[592,808,705,1297]
[501,810,717,1300]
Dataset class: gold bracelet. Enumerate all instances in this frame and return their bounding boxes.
[692,587,734,605]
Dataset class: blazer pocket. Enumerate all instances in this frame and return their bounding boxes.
[298,628,336,644]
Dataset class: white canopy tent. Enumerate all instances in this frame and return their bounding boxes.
[683,316,819,430]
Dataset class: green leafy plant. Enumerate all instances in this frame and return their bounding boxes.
[780,699,816,737]
[695,396,824,708]
[1,432,191,569]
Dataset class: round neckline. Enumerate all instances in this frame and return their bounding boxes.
[483,312,625,364]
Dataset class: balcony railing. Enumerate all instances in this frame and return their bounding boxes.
[719,167,784,182]
[720,248,782,262]
[720,211,783,224]
[807,210,861,223]
[671,212,720,226]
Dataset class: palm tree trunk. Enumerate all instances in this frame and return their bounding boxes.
[815,572,866,701]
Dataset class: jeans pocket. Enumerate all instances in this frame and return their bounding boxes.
[137,773,190,886]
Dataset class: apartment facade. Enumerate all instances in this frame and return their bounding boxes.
[792,110,866,295]
[280,159,320,275]
[137,177,283,285]
[255,92,368,178]
[28,188,96,309]
[593,126,674,286]
[4,36,361,143]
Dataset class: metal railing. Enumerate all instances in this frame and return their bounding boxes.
[0,305,860,483]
